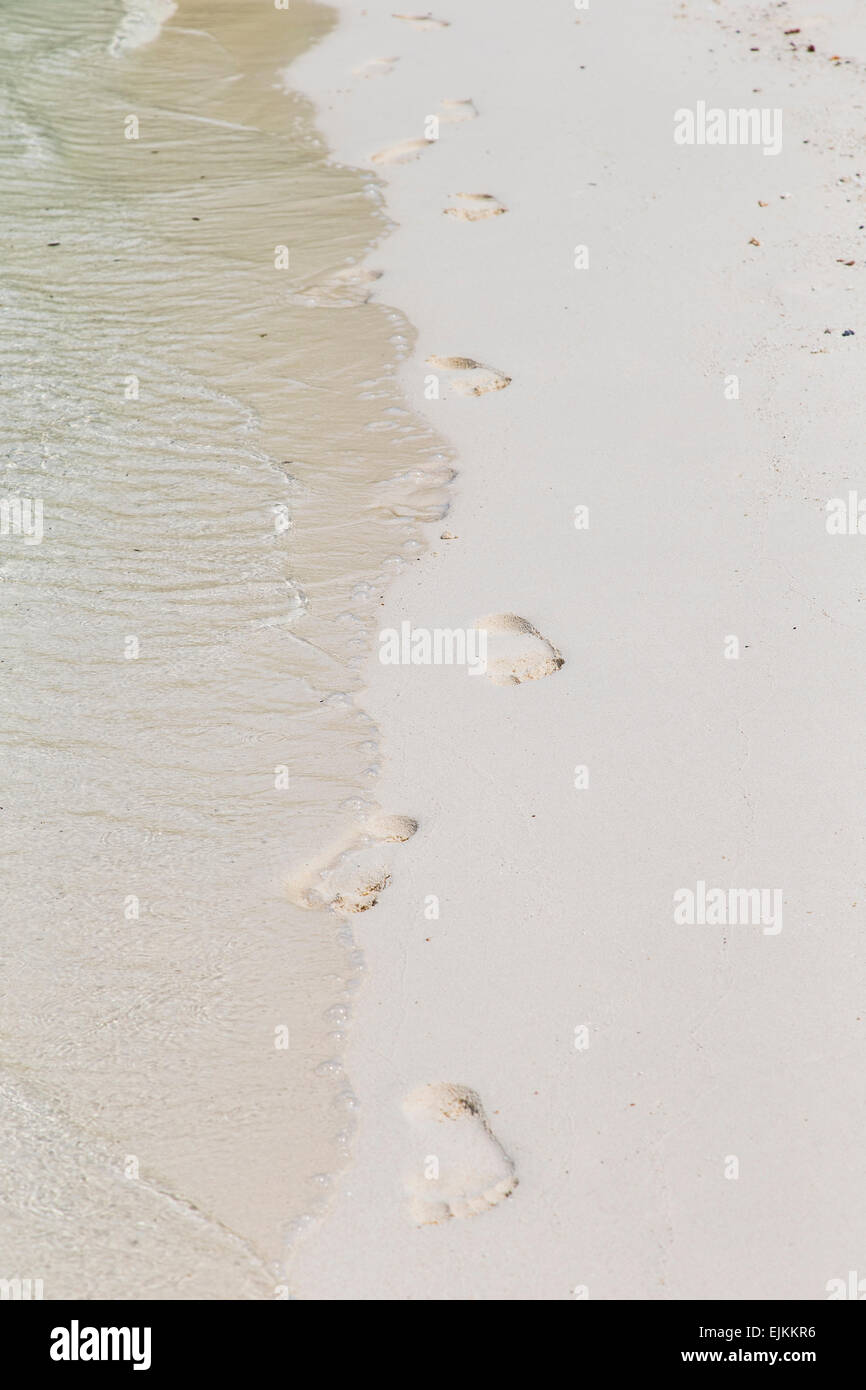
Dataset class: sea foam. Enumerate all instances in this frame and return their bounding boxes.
[108,0,177,56]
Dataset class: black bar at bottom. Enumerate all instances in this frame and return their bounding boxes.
[5,1299,863,1374]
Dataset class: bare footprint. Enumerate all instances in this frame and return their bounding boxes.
[292,264,382,309]
[426,354,511,397]
[371,136,435,165]
[438,98,477,124]
[393,12,451,29]
[286,810,417,914]
[329,852,392,914]
[443,192,507,222]
[353,56,399,79]
[372,460,455,522]
[478,613,564,685]
[404,1083,517,1224]
[365,812,418,842]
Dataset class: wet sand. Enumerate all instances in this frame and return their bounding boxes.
[0,0,447,1296]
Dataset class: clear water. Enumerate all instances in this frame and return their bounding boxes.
[0,0,447,1297]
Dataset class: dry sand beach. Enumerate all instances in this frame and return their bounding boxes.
[2,0,866,1306]
[287,0,866,1299]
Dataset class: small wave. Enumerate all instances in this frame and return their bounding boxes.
[108,0,177,57]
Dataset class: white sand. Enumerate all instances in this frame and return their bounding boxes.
[289,1,866,1298]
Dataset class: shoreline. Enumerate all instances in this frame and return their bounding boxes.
[2,0,452,1297]
[288,1,866,1299]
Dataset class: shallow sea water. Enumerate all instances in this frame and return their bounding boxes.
[0,0,449,1296]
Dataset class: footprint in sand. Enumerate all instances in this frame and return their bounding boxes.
[286,811,418,915]
[291,264,383,308]
[438,98,477,124]
[371,100,475,166]
[353,56,399,79]
[404,1083,517,1224]
[443,192,507,222]
[371,136,436,165]
[365,812,419,842]
[329,853,392,915]
[426,354,511,397]
[373,460,455,523]
[478,613,564,686]
[393,12,451,29]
